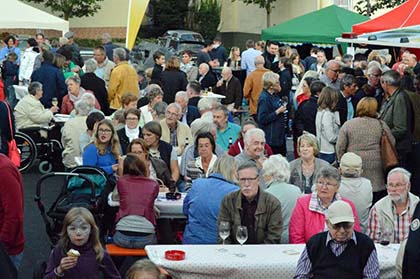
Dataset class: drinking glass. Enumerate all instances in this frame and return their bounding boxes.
[379,227,391,246]
[51,97,58,107]
[218,221,230,252]
[236,225,248,246]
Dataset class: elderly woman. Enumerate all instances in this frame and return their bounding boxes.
[183,154,238,244]
[289,133,330,193]
[264,155,301,244]
[128,138,175,192]
[117,108,142,155]
[14,82,58,131]
[142,121,179,183]
[336,97,395,204]
[139,85,164,127]
[61,75,101,115]
[257,71,287,155]
[82,119,120,176]
[294,70,318,109]
[315,86,340,164]
[185,132,218,184]
[160,56,188,104]
[80,59,110,115]
[338,152,373,234]
[296,76,317,106]
[289,167,360,244]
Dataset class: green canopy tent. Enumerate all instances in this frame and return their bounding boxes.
[262,5,369,47]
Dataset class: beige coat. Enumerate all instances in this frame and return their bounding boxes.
[61,115,87,168]
[160,119,192,156]
[14,94,53,130]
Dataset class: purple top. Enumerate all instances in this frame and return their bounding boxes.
[44,242,121,279]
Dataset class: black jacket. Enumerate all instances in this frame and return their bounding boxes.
[336,92,354,126]
[80,73,111,115]
[293,96,318,138]
[116,128,142,155]
[199,72,217,90]
[160,70,188,104]
[214,75,243,109]
[185,105,200,126]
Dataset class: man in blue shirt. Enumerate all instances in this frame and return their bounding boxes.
[213,104,240,151]
[241,40,262,76]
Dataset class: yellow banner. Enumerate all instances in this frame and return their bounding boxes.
[126,0,150,50]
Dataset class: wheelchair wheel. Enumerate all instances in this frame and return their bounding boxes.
[15,131,37,172]
[39,161,53,174]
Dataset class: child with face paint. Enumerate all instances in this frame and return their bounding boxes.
[44,207,121,278]
[126,259,162,279]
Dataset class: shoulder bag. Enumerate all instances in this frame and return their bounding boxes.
[379,120,398,172]
[4,101,20,167]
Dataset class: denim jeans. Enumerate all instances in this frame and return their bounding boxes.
[318,153,336,164]
[10,252,23,270]
[113,231,156,249]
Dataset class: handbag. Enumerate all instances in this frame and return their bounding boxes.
[3,101,20,167]
[379,120,398,171]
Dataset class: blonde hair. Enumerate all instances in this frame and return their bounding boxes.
[59,207,104,262]
[297,133,319,156]
[262,71,279,90]
[126,259,163,279]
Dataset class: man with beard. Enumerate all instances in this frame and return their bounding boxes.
[367,168,419,243]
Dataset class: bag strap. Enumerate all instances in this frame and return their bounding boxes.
[2,101,14,141]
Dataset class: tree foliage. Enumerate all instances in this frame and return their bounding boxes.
[232,0,277,27]
[152,0,189,36]
[354,0,406,16]
[24,0,103,20]
[193,0,222,41]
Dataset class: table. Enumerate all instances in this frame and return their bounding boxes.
[107,192,186,219]
[146,243,399,279]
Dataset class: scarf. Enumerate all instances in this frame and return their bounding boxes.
[125,124,139,143]
[69,86,86,104]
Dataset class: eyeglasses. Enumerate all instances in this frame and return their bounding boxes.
[369,74,380,78]
[165,111,179,118]
[317,180,338,188]
[239,176,259,183]
[329,69,340,74]
[331,222,353,230]
[387,183,407,189]
[126,117,139,121]
[98,129,112,134]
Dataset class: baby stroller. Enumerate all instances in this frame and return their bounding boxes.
[34,166,110,245]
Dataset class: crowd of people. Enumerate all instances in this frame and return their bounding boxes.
[0,31,420,278]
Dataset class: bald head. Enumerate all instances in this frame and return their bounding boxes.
[255,55,265,67]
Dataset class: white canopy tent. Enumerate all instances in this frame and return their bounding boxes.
[2,0,69,34]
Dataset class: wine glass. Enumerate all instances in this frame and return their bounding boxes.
[236,225,248,246]
[379,227,391,246]
[218,221,230,252]
[51,97,58,107]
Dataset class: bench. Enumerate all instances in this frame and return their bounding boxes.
[105,244,147,257]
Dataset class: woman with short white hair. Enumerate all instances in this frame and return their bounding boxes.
[61,75,101,115]
[264,155,301,243]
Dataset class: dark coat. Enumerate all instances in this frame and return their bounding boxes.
[209,46,228,65]
[279,68,292,99]
[116,128,143,155]
[336,92,353,126]
[0,101,14,155]
[186,105,200,126]
[150,157,176,192]
[31,62,67,108]
[80,72,111,115]
[199,72,217,90]
[293,95,318,138]
[303,56,317,71]
[257,89,285,147]
[262,52,278,71]
[160,70,188,104]
[151,64,163,84]
[103,42,118,61]
[214,75,243,108]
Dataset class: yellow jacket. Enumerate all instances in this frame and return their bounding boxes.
[108,61,139,109]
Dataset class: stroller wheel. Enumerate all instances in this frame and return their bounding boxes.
[39,161,53,174]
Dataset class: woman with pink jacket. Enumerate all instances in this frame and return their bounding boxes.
[289,167,360,244]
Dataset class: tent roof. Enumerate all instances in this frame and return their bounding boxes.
[261,5,368,45]
[3,0,69,33]
[353,0,420,35]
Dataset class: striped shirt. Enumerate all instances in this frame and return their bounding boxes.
[294,232,380,279]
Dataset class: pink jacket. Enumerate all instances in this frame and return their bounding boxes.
[289,194,361,244]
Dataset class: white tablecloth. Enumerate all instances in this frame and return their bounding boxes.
[146,243,399,279]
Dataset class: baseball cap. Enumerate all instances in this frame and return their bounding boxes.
[327,201,354,224]
[64,31,74,39]
[340,152,362,175]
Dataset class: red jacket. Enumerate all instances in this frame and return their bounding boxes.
[60,90,101,115]
[227,138,273,157]
[115,175,159,226]
[0,154,24,255]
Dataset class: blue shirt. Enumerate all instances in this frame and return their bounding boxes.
[216,121,241,151]
[346,97,354,121]
[241,48,262,75]
[0,46,21,64]
[82,143,117,175]
[183,173,238,244]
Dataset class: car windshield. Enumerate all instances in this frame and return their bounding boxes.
[178,43,204,52]
[180,34,203,42]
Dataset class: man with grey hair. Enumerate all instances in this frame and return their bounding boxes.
[214,67,243,112]
[175,91,200,126]
[61,97,95,168]
[244,55,269,119]
[235,127,267,169]
[108,47,139,111]
[198,63,217,90]
[197,97,215,122]
[93,45,115,87]
[218,161,282,244]
[160,103,192,156]
[319,60,341,90]
[367,167,419,243]
[379,70,414,168]
[352,64,383,108]
[336,74,358,125]
[102,32,118,61]
[213,104,241,150]
[81,59,111,115]
[241,39,262,75]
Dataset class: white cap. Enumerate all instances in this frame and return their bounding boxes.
[327,200,354,224]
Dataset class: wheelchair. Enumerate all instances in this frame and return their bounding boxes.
[15,123,64,173]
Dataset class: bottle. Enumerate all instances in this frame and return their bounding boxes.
[228,137,233,149]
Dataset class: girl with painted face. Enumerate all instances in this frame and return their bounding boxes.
[44,207,121,278]
[82,119,121,176]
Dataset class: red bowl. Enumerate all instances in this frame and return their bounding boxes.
[165,250,186,261]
